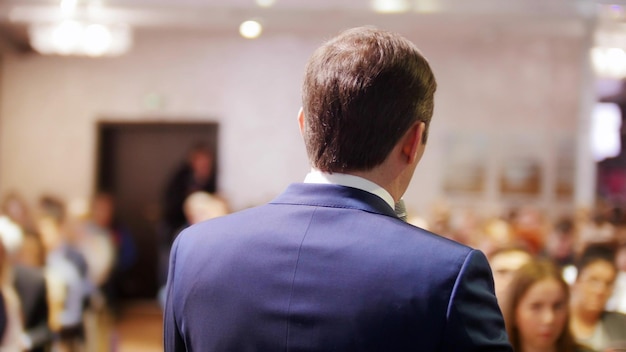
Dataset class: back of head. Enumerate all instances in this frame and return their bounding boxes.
[39,195,66,226]
[575,242,617,275]
[302,26,437,172]
[183,191,229,225]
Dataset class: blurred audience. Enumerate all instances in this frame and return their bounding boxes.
[501,259,593,352]
[5,163,626,351]
[1,190,55,352]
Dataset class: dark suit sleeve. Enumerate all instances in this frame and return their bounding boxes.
[440,250,513,352]
[164,236,187,352]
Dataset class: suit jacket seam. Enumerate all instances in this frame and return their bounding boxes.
[441,249,475,348]
[285,206,317,351]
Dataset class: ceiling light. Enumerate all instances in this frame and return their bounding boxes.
[255,0,276,8]
[371,0,411,14]
[28,21,133,57]
[84,23,113,56]
[592,47,626,78]
[239,20,262,39]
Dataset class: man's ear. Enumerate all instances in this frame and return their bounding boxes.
[401,122,426,164]
[298,108,305,136]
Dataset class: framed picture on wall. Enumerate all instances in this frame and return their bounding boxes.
[499,157,542,196]
[442,132,488,194]
[498,134,543,197]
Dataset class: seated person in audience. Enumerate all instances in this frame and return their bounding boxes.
[37,196,89,351]
[488,246,533,305]
[502,259,593,352]
[570,243,626,351]
[1,215,53,352]
[510,206,547,256]
[0,218,26,350]
[1,191,37,235]
[71,194,116,306]
[476,217,515,259]
[541,217,577,269]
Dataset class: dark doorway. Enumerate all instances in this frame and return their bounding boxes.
[96,121,218,299]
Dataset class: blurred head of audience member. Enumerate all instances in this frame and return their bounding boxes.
[488,246,533,303]
[183,191,229,225]
[502,260,581,352]
[510,206,547,255]
[542,217,577,268]
[36,196,68,254]
[476,217,515,259]
[570,243,626,351]
[1,191,35,233]
[90,192,115,229]
[188,143,215,185]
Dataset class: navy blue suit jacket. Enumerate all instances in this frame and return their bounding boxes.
[164,183,512,351]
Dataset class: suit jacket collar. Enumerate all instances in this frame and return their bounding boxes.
[270,183,398,219]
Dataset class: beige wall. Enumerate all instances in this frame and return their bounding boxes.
[0,19,594,219]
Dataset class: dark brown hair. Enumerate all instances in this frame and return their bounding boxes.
[302,26,437,172]
[502,260,577,352]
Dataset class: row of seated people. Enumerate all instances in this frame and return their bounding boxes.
[489,243,626,352]
[0,191,127,351]
[407,201,626,351]
[0,188,228,351]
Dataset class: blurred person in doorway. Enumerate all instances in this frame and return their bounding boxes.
[165,26,511,351]
[157,191,229,308]
[161,143,217,242]
[159,143,216,287]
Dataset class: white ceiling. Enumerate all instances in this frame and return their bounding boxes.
[0,0,624,53]
[0,0,611,31]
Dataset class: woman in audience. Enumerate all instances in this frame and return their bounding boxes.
[502,259,593,352]
[570,243,626,351]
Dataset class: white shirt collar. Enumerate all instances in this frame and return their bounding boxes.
[304,169,395,209]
